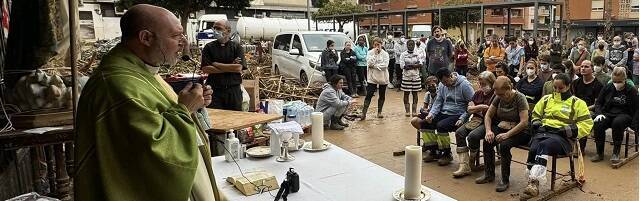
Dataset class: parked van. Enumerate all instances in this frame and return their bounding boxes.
[271,31,368,85]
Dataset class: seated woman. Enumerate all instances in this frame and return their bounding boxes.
[475,76,530,192]
[315,75,356,130]
[522,73,593,200]
[591,67,639,163]
[516,60,545,109]
[495,62,517,86]
[452,71,496,178]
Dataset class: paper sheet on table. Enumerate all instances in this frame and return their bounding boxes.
[23,127,64,134]
[267,121,304,135]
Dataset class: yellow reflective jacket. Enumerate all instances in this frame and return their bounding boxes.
[531,93,594,139]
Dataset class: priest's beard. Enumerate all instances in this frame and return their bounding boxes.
[150,38,178,74]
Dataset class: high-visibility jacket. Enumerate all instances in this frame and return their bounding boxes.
[532,93,594,139]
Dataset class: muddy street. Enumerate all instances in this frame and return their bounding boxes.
[305,89,638,201]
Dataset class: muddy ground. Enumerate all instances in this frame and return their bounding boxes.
[305,89,639,201]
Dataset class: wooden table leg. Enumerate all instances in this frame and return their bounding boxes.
[54,144,71,201]
[65,142,74,176]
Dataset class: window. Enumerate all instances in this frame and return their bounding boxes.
[100,4,116,17]
[302,34,348,52]
[79,11,93,21]
[490,9,504,16]
[292,35,303,52]
[592,0,604,11]
[274,34,292,51]
[511,9,523,17]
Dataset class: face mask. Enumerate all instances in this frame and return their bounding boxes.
[487,41,492,45]
[528,41,534,45]
[526,69,536,76]
[598,36,603,40]
[614,41,621,46]
[482,86,491,92]
[554,39,561,44]
[614,83,625,91]
[400,38,406,43]
[387,35,393,39]
[540,64,549,71]
[552,73,558,79]
[212,30,224,40]
[428,86,436,93]
[594,65,603,73]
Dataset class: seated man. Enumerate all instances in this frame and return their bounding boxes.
[316,75,356,130]
[591,67,639,162]
[475,76,530,192]
[522,73,594,199]
[419,68,474,165]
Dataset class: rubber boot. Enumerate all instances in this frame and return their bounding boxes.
[469,149,479,171]
[522,179,540,199]
[591,140,605,162]
[336,115,349,127]
[476,155,495,184]
[452,147,472,178]
[361,101,370,121]
[329,117,345,130]
[438,149,453,166]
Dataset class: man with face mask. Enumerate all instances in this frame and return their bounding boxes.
[592,56,611,86]
[421,68,474,165]
[483,34,506,72]
[550,37,563,66]
[606,36,628,70]
[590,34,608,52]
[591,67,639,163]
[425,26,454,76]
[538,55,553,82]
[568,38,591,66]
[384,33,397,89]
[201,19,247,111]
[522,73,593,200]
[393,34,408,89]
[75,5,223,201]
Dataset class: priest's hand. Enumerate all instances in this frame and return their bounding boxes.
[203,85,213,107]
[178,82,205,113]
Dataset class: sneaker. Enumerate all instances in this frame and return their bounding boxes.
[495,180,509,192]
[611,154,621,163]
[475,174,495,184]
[438,153,453,166]
[590,154,604,162]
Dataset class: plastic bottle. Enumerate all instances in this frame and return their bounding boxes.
[225,129,240,162]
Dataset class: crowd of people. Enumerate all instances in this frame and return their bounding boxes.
[317,26,639,199]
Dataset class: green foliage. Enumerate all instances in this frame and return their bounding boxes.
[433,0,482,30]
[313,0,365,31]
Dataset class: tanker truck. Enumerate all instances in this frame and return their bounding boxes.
[236,17,355,41]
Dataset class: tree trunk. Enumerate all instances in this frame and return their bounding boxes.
[458,26,464,43]
[179,11,190,35]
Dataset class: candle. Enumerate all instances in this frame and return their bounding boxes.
[311,112,324,149]
[404,145,422,199]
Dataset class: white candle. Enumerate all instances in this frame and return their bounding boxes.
[311,112,324,149]
[404,145,422,199]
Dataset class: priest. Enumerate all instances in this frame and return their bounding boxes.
[74,4,224,201]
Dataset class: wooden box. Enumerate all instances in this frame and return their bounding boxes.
[242,78,259,112]
[11,108,73,129]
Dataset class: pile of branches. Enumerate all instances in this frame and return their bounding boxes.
[243,64,322,106]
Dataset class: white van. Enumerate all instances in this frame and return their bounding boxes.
[272,31,368,85]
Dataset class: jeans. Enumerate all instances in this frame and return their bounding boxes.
[594,114,633,155]
[483,124,531,182]
[455,124,486,150]
[343,67,357,95]
[364,83,387,113]
[526,136,568,169]
[356,66,367,95]
[388,58,396,85]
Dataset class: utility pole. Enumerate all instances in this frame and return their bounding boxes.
[307,0,311,30]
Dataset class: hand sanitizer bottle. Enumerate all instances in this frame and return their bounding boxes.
[225,129,240,162]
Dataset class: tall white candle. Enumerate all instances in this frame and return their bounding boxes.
[404,145,422,199]
[311,112,324,149]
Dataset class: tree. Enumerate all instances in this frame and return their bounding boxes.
[313,0,365,32]
[433,0,482,42]
[117,0,250,34]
